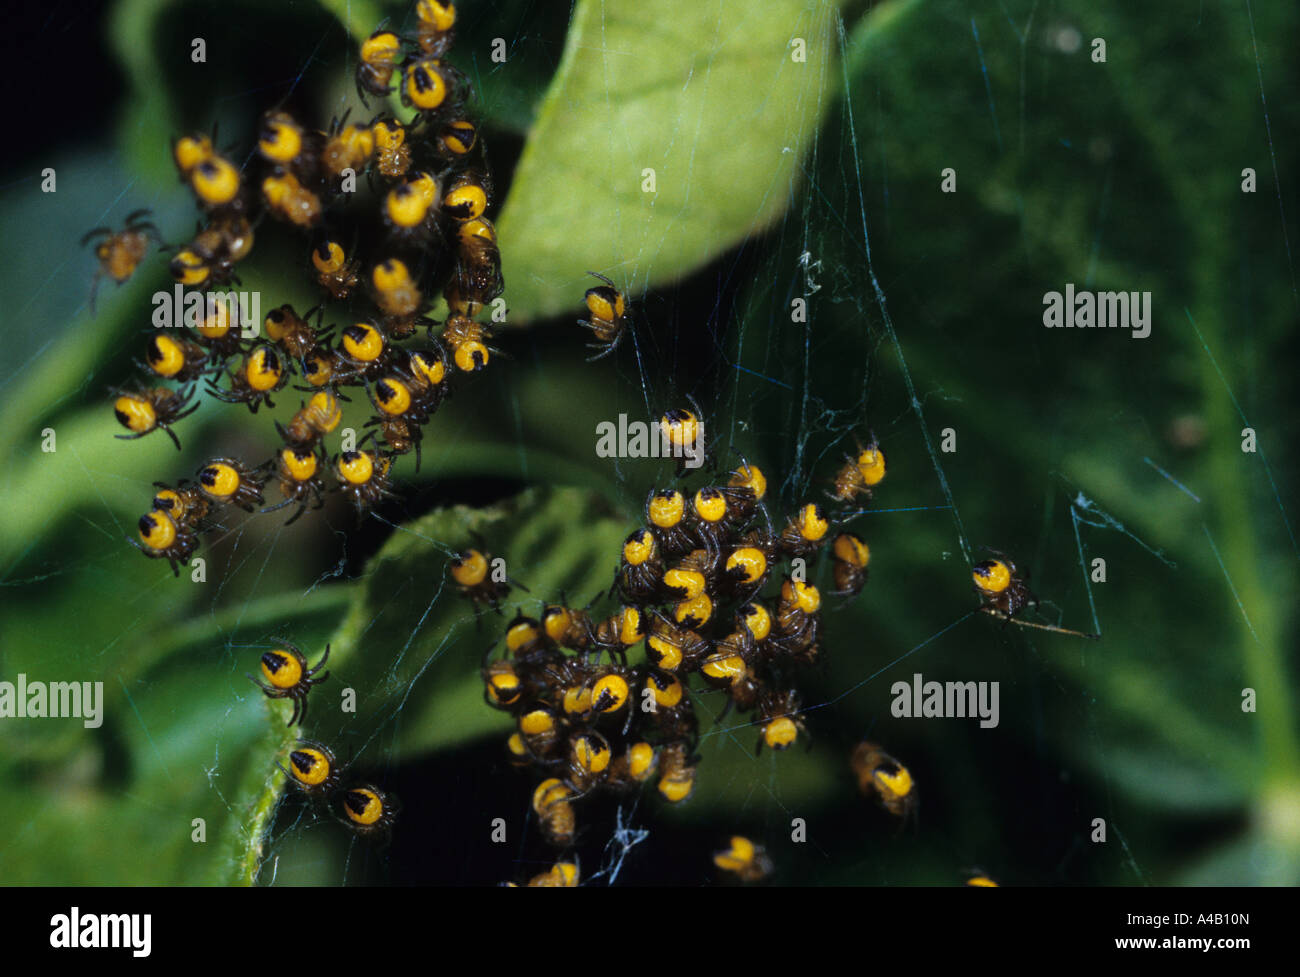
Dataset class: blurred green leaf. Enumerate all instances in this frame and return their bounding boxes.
[1177,780,1300,886]
[0,586,352,883]
[496,0,846,321]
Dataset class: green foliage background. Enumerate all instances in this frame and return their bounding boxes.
[0,0,1296,884]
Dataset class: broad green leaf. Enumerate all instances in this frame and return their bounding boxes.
[293,486,633,760]
[496,0,846,321]
[0,586,352,884]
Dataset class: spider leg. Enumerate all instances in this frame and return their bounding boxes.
[87,273,105,315]
[206,382,242,403]
[262,495,298,519]
[246,674,276,695]
[281,501,309,526]
[715,696,734,724]
[585,338,620,363]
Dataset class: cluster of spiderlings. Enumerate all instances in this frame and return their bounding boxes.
[108,1,504,576]
[476,407,889,852]
[248,639,400,841]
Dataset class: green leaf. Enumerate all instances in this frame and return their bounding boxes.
[0,587,352,884]
[286,486,632,762]
[1177,781,1300,888]
[495,0,846,322]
